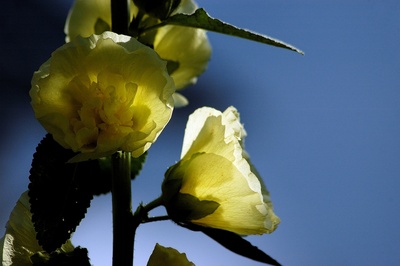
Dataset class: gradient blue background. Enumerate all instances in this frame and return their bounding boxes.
[1,1,400,265]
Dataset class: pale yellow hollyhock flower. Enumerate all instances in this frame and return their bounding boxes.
[64,0,138,43]
[152,0,211,90]
[0,191,74,265]
[162,107,280,235]
[30,32,175,160]
[147,243,194,266]
[64,0,211,106]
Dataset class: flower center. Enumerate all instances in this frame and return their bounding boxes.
[66,70,138,151]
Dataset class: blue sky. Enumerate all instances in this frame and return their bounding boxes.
[1,1,400,265]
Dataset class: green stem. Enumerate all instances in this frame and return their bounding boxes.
[111,0,130,34]
[142,215,170,224]
[111,151,134,266]
[143,196,164,212]
[140,21,168,35]
[129,9,145,38]
[131,196,165,224]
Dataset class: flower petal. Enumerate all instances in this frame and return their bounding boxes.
[30,32,175,158]
[0,192,74,265]
[64,0,138,42]
[154,0,211,89]
[163,106,280,235]
[147,243,194,266]
[65,0,211,91]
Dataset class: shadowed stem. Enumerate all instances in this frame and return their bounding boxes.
[143,196,164,212]
[110,0,131,264]
[142,215,170,223]
[111,0,130,34]
[132,196,167,224]
[111,151,134,266]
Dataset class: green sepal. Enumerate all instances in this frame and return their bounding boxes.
[166,60,179,75]
[178,222,281,266]
[169,193,220,221]
[29,134,95,252]
[137,16,159,47]
[158,8,304,55]
[161,177,182,203]
[162,160,219,221]
[162,161,185,202]
[134,0,181,20]
[31,246,91,266]
[94,18,111,35]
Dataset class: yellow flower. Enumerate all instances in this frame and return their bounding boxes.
[65,0,211,105]
[64,0,137,43]
[162,107,280,235]
[147,243,194,266]
[152,0,211,90]
[0,192,74,265]
[30,32,175,160]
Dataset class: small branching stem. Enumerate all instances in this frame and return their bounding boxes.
[143,196,164,212]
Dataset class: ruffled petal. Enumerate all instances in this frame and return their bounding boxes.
[30,32,175,159]
[65,0,211,91]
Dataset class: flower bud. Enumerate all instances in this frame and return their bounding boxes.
[162,107,280,235]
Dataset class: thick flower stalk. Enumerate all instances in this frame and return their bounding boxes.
[30,32,175,160]
[0,192,74,265]
[65,0,211,98]
[162,106,280,235]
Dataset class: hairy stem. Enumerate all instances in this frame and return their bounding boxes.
[111,151,134,266]
[143,196,164,213]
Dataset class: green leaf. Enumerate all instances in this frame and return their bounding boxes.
[31,246,91,266]
[28,135,147,252]
[178,223,281,266]
[130,152,147,178]
[28,134,148,252]
[157,8,304,55]
[94,152,147,195]
[29,135,96,252]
